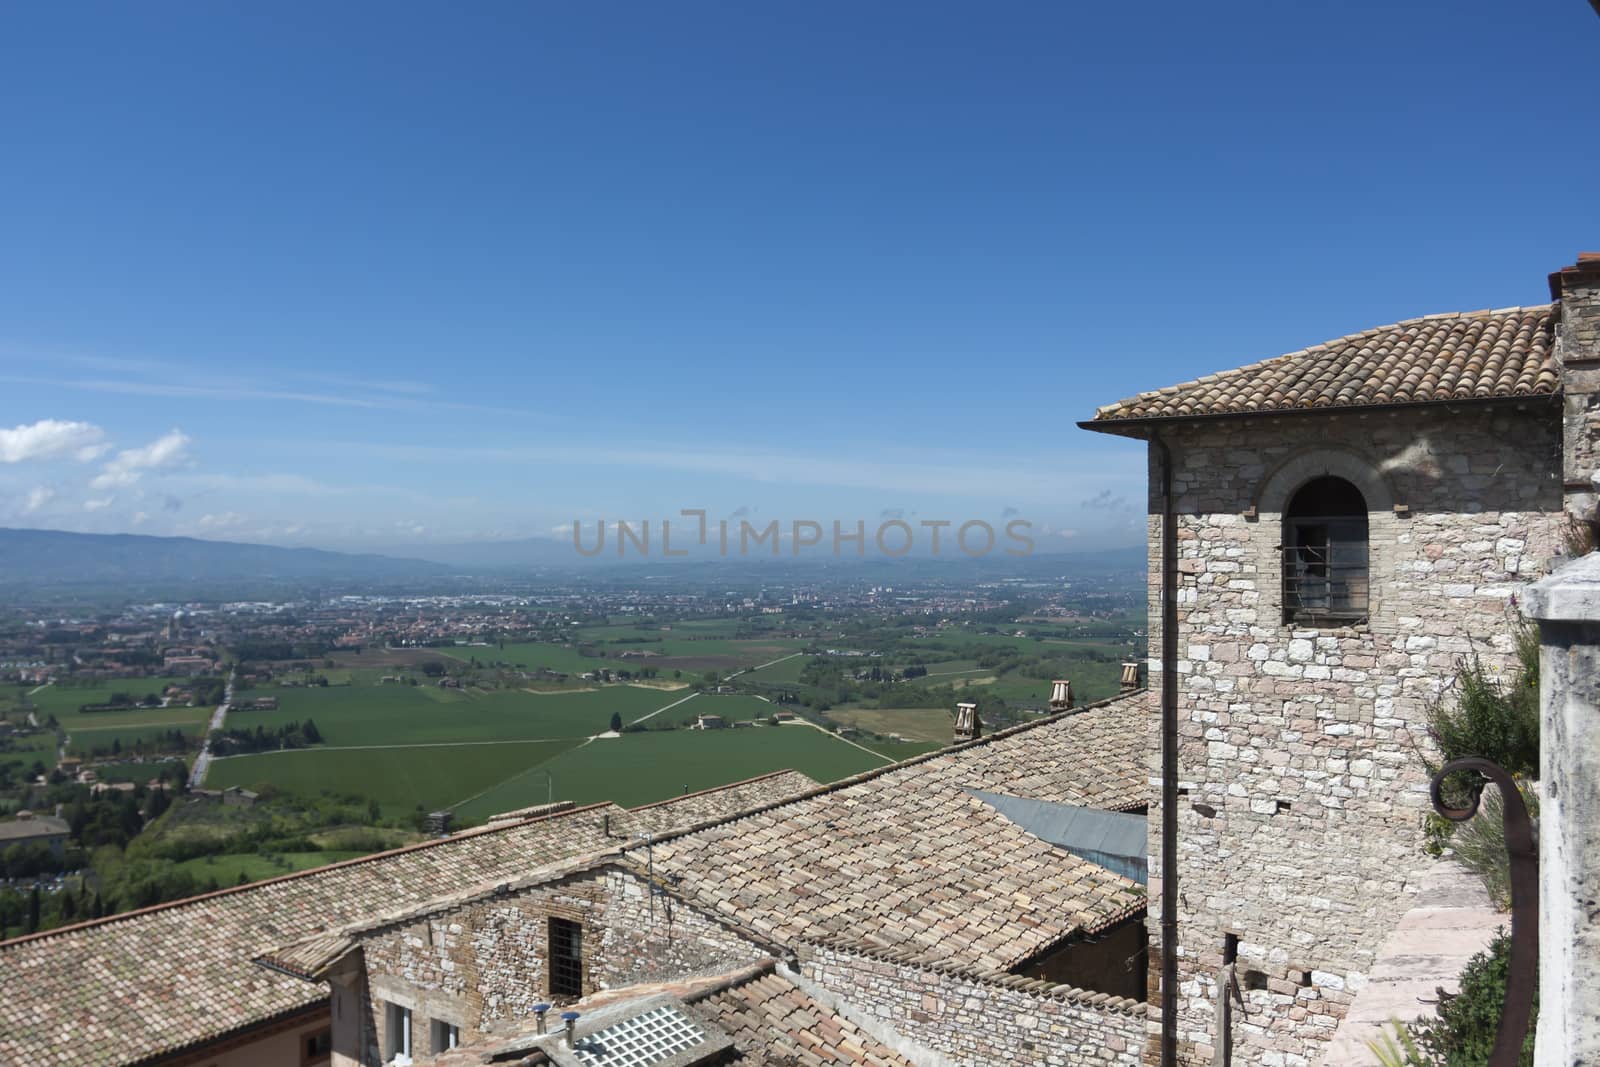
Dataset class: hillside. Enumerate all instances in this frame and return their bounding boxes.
[0,528,451,586]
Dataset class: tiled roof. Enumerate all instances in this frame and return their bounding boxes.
[640,696,1149,971]
[0,805,622,1067]
[0,771,825,1067]
[692,968,917,1066]
[422,962,916,1067]
[623,770,821,835]
[1088,306,1559,425]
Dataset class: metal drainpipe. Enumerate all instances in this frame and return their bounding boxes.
[1153,432,1180,1067]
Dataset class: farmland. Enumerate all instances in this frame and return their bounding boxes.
[208,739,583,818]
[453,724,894,820]
[825,706,954,743]
[206,680,892,822]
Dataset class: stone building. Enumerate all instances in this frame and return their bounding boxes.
[0,698,1156,1067]
[1081,253,1600,1064]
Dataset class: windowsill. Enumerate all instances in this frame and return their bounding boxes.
[1283,616,1368,631]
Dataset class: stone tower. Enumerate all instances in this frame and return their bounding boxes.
[1081,258,1600,1064]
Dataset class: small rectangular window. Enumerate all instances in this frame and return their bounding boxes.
[301,1026,333,1065]
[549,917,583,998]
[384,1002,413,1064]
[430,1019,460,1052]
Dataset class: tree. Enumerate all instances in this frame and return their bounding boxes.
[302,718,322,744]
[609,712,623,733]
[26,886,40,934]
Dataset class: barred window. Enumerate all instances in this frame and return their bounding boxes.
[549,917,583,999]
[1282,476,1368,625]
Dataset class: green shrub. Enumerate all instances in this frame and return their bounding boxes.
[1411,931,1536,1066]
[1426,623,1539,783]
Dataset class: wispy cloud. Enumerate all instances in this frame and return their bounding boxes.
[0,374,549,420]
[23,486,54,513]
[0,419,107,464]
[318,440,1142,501]
[196,511,246,530]
[90,429,191,490]
[1080,488,1131,511]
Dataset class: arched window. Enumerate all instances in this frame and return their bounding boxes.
[1282,476,1368,624]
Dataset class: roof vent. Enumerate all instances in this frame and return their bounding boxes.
[562,1011,581,1047]
[953,702,980,743]
[1048,679,1073,711]
[1120,662,1141,692]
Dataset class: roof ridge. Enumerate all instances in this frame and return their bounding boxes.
[1092,303,1556,421]
[618,692,1148,852]
[679,958,782,1004]
[0,800,619,950]
[625,768,813,813]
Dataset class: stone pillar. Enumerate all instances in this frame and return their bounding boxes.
[1523,551,1600,1064]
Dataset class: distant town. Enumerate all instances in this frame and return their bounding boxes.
[0,552,1144,940]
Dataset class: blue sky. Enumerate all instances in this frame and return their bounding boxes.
[3,1,1597,554]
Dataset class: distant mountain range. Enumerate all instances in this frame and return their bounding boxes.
[0,527,1146,588]
[0,528,452,586]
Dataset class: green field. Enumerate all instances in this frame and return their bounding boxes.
[739,652,811,683]
[30,678,196,725]
[0,731,56,785]
[227,683,675,745]
[91,759,189,783]
[65,709,214,755]
[444,634,808,674]
[827,706,954,742]
[207,738,584,818]
[856,738,942,761]
[172,849,368,885]
[453,725,890,822]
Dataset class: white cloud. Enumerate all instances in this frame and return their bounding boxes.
[196,512,245,530]
[131,511,149,526]
[91,429,191,490]
[23,487,53,513]
[0,419,106,464]
[84,497,113,512]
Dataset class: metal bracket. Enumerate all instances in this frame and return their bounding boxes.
[1430,757,1537,1065]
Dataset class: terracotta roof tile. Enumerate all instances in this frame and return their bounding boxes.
[1089,305,1558,424]
[642,696,1148,972]
[690,967,917,1066]
[0,770,824,1067]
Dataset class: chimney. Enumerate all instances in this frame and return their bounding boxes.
[953,702,980,743]
[1120,661,1141,692]
[1550,253,1600,532]
[1048,679,1073,712]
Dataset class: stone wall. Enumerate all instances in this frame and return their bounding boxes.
[1142,405,1566,1065]
[1555,262,1600,526]
[357,866,765,1060]
[798,942,1145,1066]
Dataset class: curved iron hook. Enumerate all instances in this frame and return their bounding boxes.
[1429,757,1538,1067]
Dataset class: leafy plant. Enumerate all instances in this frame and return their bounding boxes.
[1425,621,1540,806]
[1411,931,1536,1066]
[1368,1018,1430,1066]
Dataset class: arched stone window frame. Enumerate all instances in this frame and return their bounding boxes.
[1253,448,1396,628]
